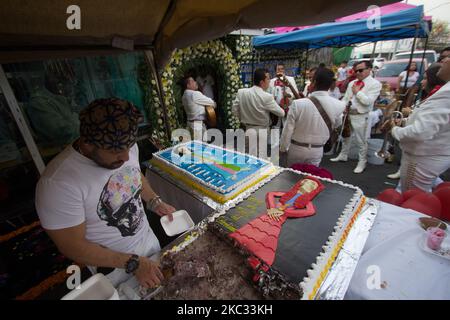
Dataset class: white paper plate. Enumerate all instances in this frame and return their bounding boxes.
[419,234,450,261]
[160,210,194,236]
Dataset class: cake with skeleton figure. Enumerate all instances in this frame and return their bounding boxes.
[150,141,277,203]
[151,168,366,300]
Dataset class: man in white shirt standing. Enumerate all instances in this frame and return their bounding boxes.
[281,68,345,167]
[331,60,382,173]
[382,55,450,192]
[232,68,285,157]
[181,76,216,140]
[269,63,299,127]
[35,98,176,289]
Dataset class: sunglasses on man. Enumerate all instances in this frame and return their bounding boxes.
[355,68,368,73]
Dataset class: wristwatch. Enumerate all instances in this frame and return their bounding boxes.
[125,254,140,274]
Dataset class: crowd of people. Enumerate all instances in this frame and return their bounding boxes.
[180,47,450,191]
[33,46,449,293]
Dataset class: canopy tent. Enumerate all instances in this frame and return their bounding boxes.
[253,5,429,50]
[0,0,395,67]
[335,1,432,22]
[273,2,432,34]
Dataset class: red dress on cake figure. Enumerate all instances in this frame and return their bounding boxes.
[229,176,325,266]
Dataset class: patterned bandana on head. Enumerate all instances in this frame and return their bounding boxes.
[79,98,143,151]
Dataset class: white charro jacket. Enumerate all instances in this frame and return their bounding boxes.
[392,81,450,156]
[232,85,285,127]
[342,75,382,114]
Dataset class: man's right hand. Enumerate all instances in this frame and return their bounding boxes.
[134,257,164,288]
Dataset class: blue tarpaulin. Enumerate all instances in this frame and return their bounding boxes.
[253,5,429,50]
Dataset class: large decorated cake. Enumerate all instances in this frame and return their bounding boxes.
[151,168,366,300]
[150,141,276,203]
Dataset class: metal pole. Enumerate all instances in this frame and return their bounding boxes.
[416,35,429,102]
[371,41,377,59]
[0,65,46,174]
[303,45,310,91]
[402,25,419,93]
[144,50,172,141]
[251,49,256,85]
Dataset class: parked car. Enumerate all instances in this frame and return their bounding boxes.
[393,50,437,66]
[375,58,428,91]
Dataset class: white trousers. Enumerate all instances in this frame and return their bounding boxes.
[340,113,369,163]
[287,144,323,167]
[187,121,206,141]
[245,125,269,159]
[399,151,450,193]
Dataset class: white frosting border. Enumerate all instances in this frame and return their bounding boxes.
[209,167,363,300]
[160,165,364,300]
[152,140,274,195]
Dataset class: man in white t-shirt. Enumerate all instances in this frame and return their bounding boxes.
[35,98,176,288]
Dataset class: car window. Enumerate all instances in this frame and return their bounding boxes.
[377,61,424,77]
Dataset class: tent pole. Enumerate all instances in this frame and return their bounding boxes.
[371,41,377,59]
[402,25,419,93]
[303,45,310,90]
[144,50,172,142]
[251,49,255,84]
[0,65,46,174]
[416,35,429,102]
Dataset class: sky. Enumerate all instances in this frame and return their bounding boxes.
[406,0,450,24]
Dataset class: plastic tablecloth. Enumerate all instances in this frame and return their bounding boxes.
[346,201,450,300]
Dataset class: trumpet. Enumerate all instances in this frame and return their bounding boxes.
[374,111,403,159]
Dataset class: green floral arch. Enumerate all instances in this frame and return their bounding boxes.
[155,40,242,139]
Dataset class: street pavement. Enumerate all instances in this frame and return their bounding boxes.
[320,152,450,198]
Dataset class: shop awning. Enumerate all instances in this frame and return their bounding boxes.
[0,0,395,67]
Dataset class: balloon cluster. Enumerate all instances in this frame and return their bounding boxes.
[377,182,450,221]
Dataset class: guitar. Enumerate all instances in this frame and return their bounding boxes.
[205,105,217,128]
[270,74,304,126]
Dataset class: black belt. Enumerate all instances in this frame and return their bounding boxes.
[291,139,324,148]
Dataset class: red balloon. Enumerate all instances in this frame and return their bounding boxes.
[401,193,442,218]
[433,182,450,193]
[377,188,403,206]
[401,188,425,202]
[433,187,450,222]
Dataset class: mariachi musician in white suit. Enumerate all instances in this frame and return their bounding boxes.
[269,63,300,127]
[232,68,285,157]
[382,56,450,192]
[181,76,216,140]
[331,60,382,174]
